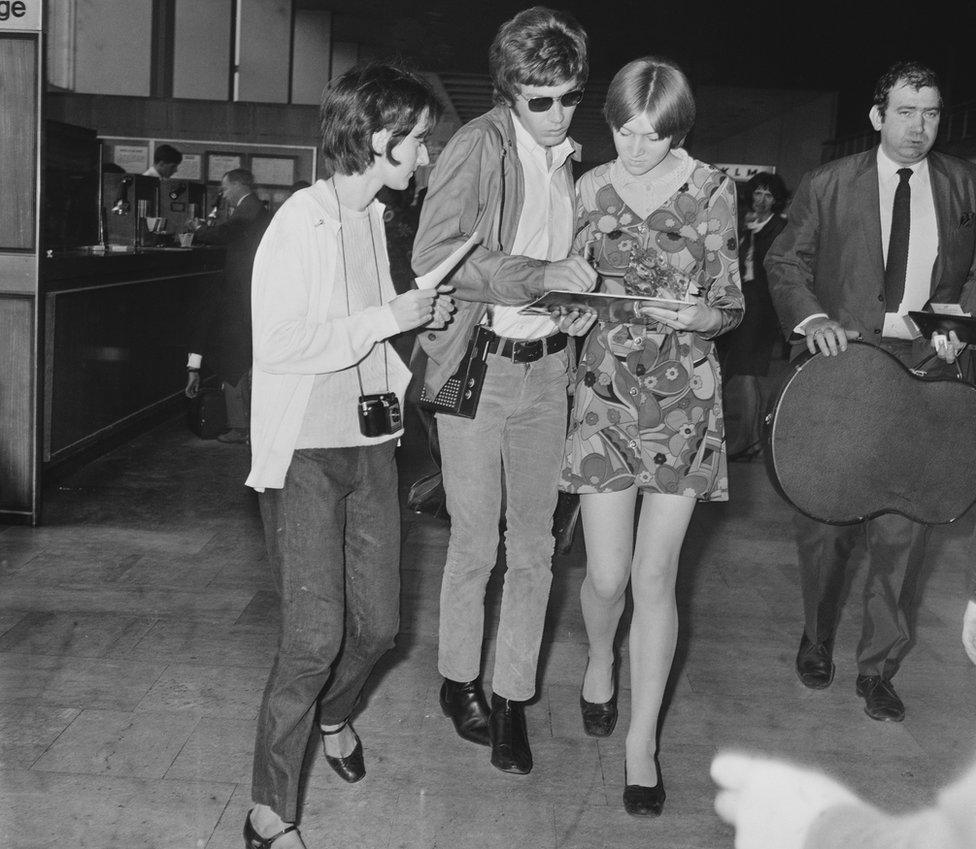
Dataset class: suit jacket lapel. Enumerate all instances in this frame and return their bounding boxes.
[853,151,884,282]
[928,153,952,292]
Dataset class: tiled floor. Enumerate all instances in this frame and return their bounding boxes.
[1,409,975,848]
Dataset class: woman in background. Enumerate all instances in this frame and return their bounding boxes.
[719,171,789,460]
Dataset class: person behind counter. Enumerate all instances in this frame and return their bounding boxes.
[143,144,182,179]
[242,62,452,849]
[184,169,271,444]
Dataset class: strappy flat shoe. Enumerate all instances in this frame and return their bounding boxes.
[320,719,365,783]
[243,808,300,848]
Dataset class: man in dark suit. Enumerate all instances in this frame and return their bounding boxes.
[766,60,976,721]
[185,168,271,443]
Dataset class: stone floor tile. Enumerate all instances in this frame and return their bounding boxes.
[0,703,80,767]
[31,709,201,779]
[0,611,155,658]
[166,716,256,784]
[116,619,279,666]
[0,767,234,849]
[0,585,254,622]
[135,663,269,718]
[0,653,167,711]
[388,788,556,849]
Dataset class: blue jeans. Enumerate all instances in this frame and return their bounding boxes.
[436,348,569,701]
[251,443,400,822]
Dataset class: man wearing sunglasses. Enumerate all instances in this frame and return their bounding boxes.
[413,5,597,776]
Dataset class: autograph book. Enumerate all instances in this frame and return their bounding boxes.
[519,290,692,324]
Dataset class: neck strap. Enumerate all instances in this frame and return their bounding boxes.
[333,179,390,395]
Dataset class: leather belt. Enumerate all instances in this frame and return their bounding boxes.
[485,330,568,363]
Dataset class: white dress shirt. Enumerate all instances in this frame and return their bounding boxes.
[877,148,938,336]
[798,148,939,337]
[490,112,575,340]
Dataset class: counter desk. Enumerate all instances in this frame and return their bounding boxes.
[41,246,225,469]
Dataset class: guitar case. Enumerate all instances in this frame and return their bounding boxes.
[765,341,976,525]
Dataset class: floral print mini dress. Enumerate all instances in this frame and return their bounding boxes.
[560,156,744,501]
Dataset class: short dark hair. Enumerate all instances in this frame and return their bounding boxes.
[745,172,789,213]
[873,60,942,115]
[603,56,695,147]
[154,144,182,165]
[223,168,255,189]
[489,6,588,107]
[320,62,443,176]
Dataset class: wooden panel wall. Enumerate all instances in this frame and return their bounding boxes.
[172,0,232,101]
[0,35,38,250]
[0,296,34,515]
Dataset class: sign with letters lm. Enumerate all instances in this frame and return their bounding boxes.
[714,163,776,181]
[0,0,41,30]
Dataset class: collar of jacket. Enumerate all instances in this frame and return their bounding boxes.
[487,104,582,162]
[854,144,947,179]
[304,178,387,235]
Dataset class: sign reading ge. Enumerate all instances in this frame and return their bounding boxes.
[0,0,41,30]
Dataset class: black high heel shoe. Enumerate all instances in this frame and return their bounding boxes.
[243,808,300,848]
[579,657,618,737]
[623,760,666,817]
[320,719,365,783]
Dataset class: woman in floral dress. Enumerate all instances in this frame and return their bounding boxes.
[560,56,743,817]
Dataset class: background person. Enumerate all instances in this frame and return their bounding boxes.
[143,143,182,179]
[243,63,451,849]
[560,56,743,817]
[766,60,976,722]
[718,171,789,460]
[185,168,271,443]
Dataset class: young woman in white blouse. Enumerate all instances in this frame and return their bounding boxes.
[243,63,452,849]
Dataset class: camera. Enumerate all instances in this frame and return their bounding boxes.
[358,392,402,437]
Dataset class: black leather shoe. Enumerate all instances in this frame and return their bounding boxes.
[489,693,532,774]
[580,691,618,737]
[795,633,834,689]
[440,677,490,746]
[623,762,666,817]
[320,720,365,783]
[580,657,618,737]
[856,674,905,722]
[243,809,300,848]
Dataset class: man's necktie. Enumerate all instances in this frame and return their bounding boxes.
[883,167,912,311]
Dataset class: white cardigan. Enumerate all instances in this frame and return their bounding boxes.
[246,180,409,492]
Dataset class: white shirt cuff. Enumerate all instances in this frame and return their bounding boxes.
[795,313,829,335]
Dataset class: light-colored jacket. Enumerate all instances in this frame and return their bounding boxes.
[246,180,407,491]
[412,106,579,395]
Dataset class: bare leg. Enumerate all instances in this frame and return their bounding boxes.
[626,493,695,786]
[579,488,639,703]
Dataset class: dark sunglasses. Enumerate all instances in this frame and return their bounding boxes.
[523,89,585,113]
